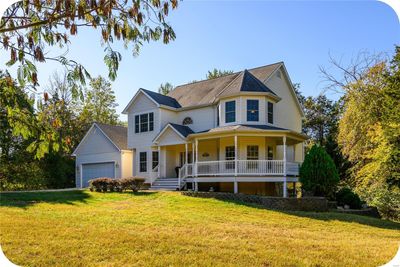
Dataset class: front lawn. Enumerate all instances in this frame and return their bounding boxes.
[0,190,399,266]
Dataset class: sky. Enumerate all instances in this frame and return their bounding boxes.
[1,1,399,121]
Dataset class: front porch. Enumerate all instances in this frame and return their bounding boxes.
[152,129,305,197]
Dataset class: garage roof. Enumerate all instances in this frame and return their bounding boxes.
[95,123,128,150]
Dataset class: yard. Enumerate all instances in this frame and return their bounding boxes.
[0,190,399,266]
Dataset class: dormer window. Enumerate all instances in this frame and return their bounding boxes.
[225,101,236,123]
[247,100,259,122]
[182,117,193,125]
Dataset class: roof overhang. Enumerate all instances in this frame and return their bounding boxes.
[215,91,281,103]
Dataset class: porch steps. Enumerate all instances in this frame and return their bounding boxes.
[150,178,179,191]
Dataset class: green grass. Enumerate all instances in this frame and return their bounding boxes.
[1,190,399,266]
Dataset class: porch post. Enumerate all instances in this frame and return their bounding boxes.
[283,136,287,198]
[195,139,198,177]
[234,135,238,176]
[158,146,161,178]
[185,143,188,177]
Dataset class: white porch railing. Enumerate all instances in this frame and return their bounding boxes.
[179,160,300,179]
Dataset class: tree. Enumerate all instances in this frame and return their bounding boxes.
[1,0,178,159]
[79,76,119,126]
[321,47,400,219]
[299,145,339,198]
[1,0,177,87]
[158,82,174,95]
[206,69,234,79]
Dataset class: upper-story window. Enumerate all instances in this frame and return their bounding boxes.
[247,100,259,121]
[267,102,273,124]
[135,112,154,133]
[225,101,236,123]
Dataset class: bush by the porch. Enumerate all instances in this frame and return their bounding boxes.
[89,177,113,192]
[119,177,145,192]
[300,145,339,198]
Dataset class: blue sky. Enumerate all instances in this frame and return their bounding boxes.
[1,1,399,120]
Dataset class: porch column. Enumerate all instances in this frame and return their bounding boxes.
[283,136,287,198]
[234,135,238,176]
[185,143,188,177]
[195,139,198,177]
[157,146,161,178]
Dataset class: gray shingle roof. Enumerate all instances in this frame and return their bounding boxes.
[141,88,181,108]
[169,123,194,137]
[96,123,128,150]
[167,62,282,107]
[218,70,277,98]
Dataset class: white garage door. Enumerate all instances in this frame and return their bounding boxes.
[82,162,115,187]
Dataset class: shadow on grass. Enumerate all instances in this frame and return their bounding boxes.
[204,197,400,230]
[0,190,91,208]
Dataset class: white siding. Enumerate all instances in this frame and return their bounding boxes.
[76,127,119,155]
[177,106,216,132]
[127,93,160,149]
[157,127,185,146]
[160,108,178,129]
[121,150,133,178]
[265,68,302,132]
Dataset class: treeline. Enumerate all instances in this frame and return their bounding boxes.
[0,72,122,190]
[298,47,400,219]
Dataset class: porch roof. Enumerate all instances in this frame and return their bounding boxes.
[187,124,308,142]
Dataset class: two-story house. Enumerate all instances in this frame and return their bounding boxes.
[72,62,307,197]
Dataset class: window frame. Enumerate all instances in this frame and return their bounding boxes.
[139,152,147,172]
[247,99,259,122]
[225,146,235,169]
[267,102,274,124]
[225,100,236,123]
[134,112,154,133]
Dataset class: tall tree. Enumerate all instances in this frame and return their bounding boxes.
[79,76,119,126]
[206,69,234,79]
[1,0,178,159]
[158,82,174,95]
[321,48,400,219]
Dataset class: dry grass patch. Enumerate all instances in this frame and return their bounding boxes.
[1,190,399,266]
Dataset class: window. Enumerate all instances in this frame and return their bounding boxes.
[135,115,140,133]
[135,112,154,133]
[247,100,259,121]
[182,117,193,125]
[247,145,259,169]
[139,152,147,172]
[267,102,273,124]
[140,114,148,132]
[149,113,154,131]
[225,101,236,123]
[152,151,159,170]
[217,106,220,126]
[225,146,235,169]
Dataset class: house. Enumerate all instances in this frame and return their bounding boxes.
[73,62,307,197]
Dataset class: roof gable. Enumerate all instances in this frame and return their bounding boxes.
[153,123,193,146]
[72,123,127,155]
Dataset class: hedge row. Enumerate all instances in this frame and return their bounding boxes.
[88,177,145,192]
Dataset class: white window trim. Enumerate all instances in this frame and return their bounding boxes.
[134,111,155,134]
[246,99,260,123]
[224,100,237,124]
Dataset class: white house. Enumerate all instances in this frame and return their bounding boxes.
[73,62,307,197]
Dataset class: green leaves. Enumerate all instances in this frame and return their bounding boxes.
[104,47,122,81]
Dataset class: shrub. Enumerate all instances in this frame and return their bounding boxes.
[336,187,362,209]
[369,186,400,221]
[300,145,339,198]
[89,177,113,192]
[119,177,145,192]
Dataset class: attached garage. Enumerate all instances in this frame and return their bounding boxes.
[72,123,133,188]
